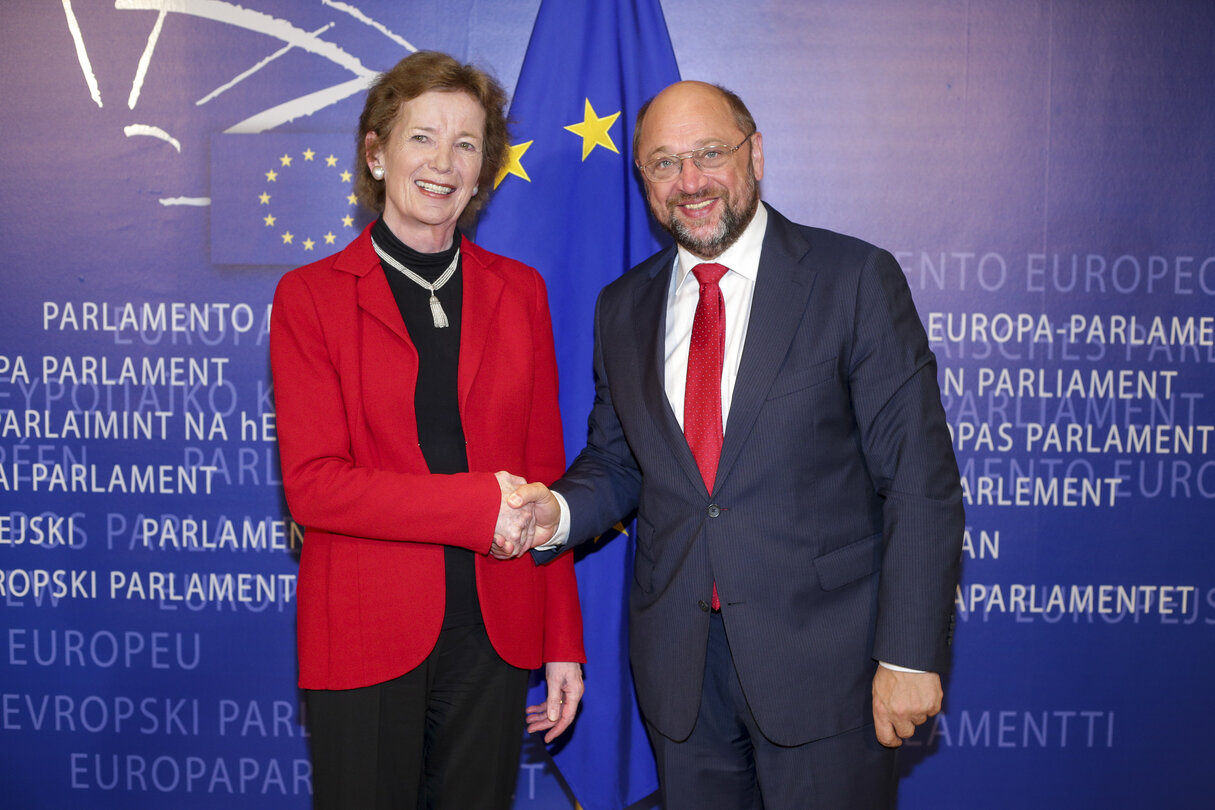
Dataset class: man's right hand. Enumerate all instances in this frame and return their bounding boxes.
[491,471,534,559]
[491,482,561,559]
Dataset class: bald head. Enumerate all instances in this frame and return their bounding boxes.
[632,81,757,160]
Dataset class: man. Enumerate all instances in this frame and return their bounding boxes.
[507,80,963,808]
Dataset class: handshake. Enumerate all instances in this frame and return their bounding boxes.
[491,471,562,560]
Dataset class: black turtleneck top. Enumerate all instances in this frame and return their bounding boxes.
[371,217,480,629]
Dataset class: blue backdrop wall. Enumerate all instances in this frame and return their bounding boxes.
[1,1,1212,808]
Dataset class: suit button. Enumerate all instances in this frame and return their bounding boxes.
[697,600,711,612]
[707,504,720,518]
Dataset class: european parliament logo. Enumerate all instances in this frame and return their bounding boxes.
[210,133,362,265]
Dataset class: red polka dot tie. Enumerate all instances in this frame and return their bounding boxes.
[685,263,728,610]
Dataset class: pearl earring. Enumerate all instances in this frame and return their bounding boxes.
[371,165,385,180]
[473,185,479,195]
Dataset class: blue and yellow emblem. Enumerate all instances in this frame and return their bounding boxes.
[210,133,360,265]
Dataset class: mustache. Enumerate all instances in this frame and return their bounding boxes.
[669,189,720,206]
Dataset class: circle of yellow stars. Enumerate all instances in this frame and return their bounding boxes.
[258,148,355,253]
[494,97,621,188]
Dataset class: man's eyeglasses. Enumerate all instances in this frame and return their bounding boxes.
[636,133,754,182]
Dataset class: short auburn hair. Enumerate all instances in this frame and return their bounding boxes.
[355,51,509,224]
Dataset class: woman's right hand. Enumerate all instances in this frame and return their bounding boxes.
[491,471,534,558]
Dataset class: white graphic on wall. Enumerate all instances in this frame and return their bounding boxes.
[62,0,417,206]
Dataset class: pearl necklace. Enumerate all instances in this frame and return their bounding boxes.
[371,236,458,328]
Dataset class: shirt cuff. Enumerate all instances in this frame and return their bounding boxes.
[878,661,926,674]
[533,491,571,551]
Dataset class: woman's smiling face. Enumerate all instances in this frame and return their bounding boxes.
[367,90,486,252]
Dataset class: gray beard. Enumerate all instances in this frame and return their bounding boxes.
[663,179,759,259]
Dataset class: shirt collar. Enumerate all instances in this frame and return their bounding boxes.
[673,202,768,290]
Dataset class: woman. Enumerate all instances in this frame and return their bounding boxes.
[270,51,584,809]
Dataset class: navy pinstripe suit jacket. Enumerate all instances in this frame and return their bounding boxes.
[545,204,964,746]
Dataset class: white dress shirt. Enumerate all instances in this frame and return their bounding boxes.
[663,203,767,433]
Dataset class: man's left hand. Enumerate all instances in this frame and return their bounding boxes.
[872,667,942,747]
[526,661,584,743]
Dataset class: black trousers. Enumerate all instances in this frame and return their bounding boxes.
[306,623,530,810]
[647,612,898,810]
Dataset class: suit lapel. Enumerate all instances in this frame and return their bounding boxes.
[715,207,817,491]
[633,249,714,495]
[456,244,505,414]
[346,230,423,469]
[355,249,412,345]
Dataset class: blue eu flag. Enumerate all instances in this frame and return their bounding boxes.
[476,1,680,808]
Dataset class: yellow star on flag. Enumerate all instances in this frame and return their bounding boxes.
[303,149,316,161]
[263,214,276,226]
[324,232,337,244]
[494,140,533,188]
[325,154,338,167]
[265,169,278,182]
[282,231,294,244]
[564,99,620,161]
[592,521,631,544]
[258,192,271,204]
[342,215,354,227]
[303,238,316,251]
[279,154,293,167]
[340,170,352,182]
[347,192,358,204]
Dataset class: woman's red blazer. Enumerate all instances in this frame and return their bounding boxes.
[271,225,584,689]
